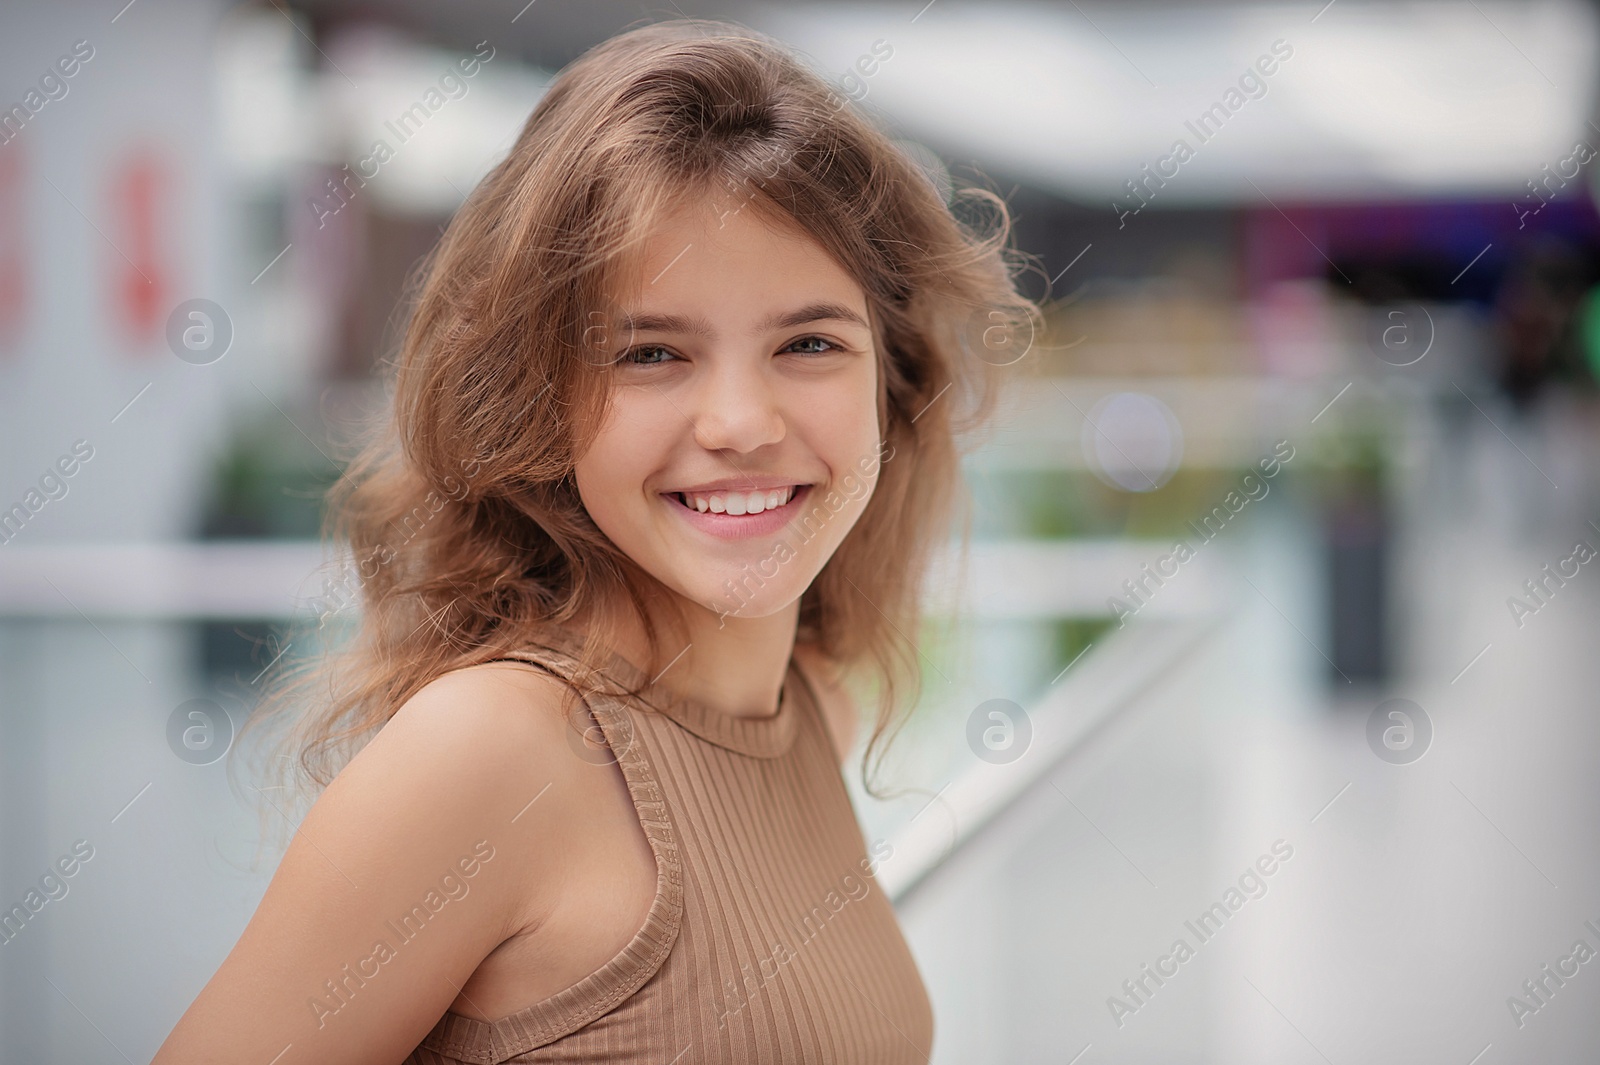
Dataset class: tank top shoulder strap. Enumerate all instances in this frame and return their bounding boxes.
[482,641,583,685]
[417,644,685,1061]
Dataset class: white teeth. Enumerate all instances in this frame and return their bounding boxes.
[681,486,797,515]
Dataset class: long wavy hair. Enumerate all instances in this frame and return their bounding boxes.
[241,18,1041,808]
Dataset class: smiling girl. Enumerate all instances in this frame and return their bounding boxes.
[155,19,1035,1065]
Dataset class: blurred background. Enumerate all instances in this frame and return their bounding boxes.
[3,0,1600,1061]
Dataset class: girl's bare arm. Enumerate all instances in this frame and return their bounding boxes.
[151,664,577,1065]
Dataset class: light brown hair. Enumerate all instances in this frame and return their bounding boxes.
[242,18,1040,803]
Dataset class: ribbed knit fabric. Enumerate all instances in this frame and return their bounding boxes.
[403,625,935,1064]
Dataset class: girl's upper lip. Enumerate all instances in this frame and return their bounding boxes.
[662,478,810,494]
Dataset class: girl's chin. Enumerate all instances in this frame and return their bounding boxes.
[658,573,808,622]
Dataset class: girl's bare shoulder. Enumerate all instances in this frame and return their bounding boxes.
[371,657,619,863]
[315,657,606,911]
[151,659,615,1063]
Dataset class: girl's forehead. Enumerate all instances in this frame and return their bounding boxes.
[601,200,865,321]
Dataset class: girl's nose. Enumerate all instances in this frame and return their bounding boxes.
[689,361,786,454]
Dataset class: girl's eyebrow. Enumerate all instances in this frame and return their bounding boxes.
[620,302,869,336]
[759,302,870,332]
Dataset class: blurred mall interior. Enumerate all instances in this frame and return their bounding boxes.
[2,0,1600,1061]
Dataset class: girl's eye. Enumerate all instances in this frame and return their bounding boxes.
[784,336,837,356]
[619,345,678,366]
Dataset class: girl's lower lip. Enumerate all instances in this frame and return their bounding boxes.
[662,485,813,541]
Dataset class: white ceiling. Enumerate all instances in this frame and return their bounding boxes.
[751,0,1600,204]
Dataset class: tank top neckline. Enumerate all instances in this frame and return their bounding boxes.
[413,625,936,1064]
[419,626,812,1058]
[522,622,803,759]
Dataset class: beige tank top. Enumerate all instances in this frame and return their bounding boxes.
[403,625,935,1064]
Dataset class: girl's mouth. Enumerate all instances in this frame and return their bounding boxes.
[670,484,799,515]
[661,483,814,540]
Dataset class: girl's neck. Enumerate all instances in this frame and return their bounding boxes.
[586,589,802,721]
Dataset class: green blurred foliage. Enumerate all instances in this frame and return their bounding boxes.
[965,466,1278,541]
[198,405,344,539]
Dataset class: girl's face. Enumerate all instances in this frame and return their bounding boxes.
[574,195,883,623]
